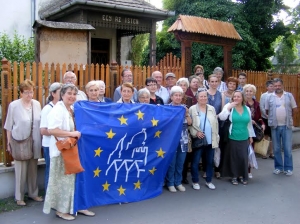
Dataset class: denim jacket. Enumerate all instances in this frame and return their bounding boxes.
[266,92,296,129]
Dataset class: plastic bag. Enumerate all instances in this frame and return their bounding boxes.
[248,145,258,169]
[214,147,221,167]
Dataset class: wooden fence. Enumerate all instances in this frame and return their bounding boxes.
[1,55,299,165]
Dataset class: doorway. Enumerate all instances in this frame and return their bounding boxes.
[91,38,110,65]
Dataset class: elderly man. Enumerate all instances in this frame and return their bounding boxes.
[63,71,87,101]
[113,69,138,102]
[265,78,297,176]
[152,71,169,104]
[165,72,177,94]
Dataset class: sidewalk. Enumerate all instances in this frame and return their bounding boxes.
[1,150,299,224]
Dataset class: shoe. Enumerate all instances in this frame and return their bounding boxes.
[168,186,177,193]
[206,182,216,190]
[30,196,44,202]
[176,184,186,192]
[248,173,253,179]
[215,172,221,179]
[269,154,275,159]
[202,172,207,178]
[273,169,283,175]
[16,200,26,206]
[56,212,75,221]
[192,183,200,190]
[262,156,267,159]
[284,170,293,176]
[182,179,189,184]
[231,178,238,185]
[239,177,248,185]
[77,210,95,217]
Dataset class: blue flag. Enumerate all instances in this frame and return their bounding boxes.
[73,101,185,211]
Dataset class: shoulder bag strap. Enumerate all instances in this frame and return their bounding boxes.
[30,101,33,136]
[202,105,208,133]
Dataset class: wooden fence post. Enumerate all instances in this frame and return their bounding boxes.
[110,61,118,99]
[1,58,12,166]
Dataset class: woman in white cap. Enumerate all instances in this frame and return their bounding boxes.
[40,82,62,191]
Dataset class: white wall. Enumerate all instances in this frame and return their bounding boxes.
[0,0,40,38]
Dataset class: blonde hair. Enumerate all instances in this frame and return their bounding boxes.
[243,84,256,94]
[85,80,99,92]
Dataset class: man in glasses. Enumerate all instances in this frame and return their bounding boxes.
[113,69,138,102]
[152,71,169,104]
[63,71,87,101]
[165,73,177,94]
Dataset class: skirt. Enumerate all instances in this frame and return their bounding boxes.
[221,139,249,180]
[43,155,75,214]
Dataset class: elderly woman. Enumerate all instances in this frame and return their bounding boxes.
[95,80,112,102]
[117,82,135,103]
[222,77,238,108]
[4,79,43,206]
[186,75,201,105]
[189,90,219,190]
[137,88,151,103]
[40,82,62,191]
[166,86,192,192]
[219,91,255,185]
[43,84,95,220]
[145,77,164,105]
[194,65,209,89]
[85,80,100,102]
[244,84,265,178]
[213,67,227,93]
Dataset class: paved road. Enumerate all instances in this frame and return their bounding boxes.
[1,150,300,224]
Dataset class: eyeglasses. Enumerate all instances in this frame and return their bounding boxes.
[64,76,76,80]
[23,91,34,95]
[123,75,133,78]
[146,84,157,87]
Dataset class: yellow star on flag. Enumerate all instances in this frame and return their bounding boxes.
[106,129,116,139]
[102,181,110,191]
[117,185,126,195]
[151,118,159,126]
[118,115,128,125]
[133,180,142,190]
[156,148,166,158]
[154,130,162,138]
[149,167,157,175]
[94,147,103,157]
[135,110,145,120]
[93,167,101,177]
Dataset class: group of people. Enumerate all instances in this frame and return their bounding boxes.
[4,66,297,220]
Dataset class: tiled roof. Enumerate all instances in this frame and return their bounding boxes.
[33,20,95,30]
[39,0,173,19]
[168,15,242,40]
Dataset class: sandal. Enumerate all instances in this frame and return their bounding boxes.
[269,154,275,159]
[56,211,75,221]
[16,200,26,206]
[239,177,248,185]
[231,178,238,185]
[30,196,44,202]
[77,210,95,217]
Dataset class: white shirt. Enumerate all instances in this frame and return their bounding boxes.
[155,85,169,104]
[40,102,54,147]
[47,101,71,158]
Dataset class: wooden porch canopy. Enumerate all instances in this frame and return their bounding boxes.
[168,15,242,78]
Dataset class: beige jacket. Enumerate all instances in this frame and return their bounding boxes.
[189,104,219,148]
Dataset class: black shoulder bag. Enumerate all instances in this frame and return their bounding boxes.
[192,106,208,150]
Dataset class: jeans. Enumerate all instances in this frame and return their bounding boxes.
[191,145,214,183]
[166,144,187,187]
[43,147,50,191]
[271,126,293,171]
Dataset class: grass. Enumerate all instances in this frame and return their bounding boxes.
[0,190,45,214]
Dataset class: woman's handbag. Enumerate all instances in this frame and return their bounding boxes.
[9,103,34,161]
[55,137,84,175]
[253,123,264,142]
[254,138,270,156]
[219,117,231,143]
[192,106,208,150]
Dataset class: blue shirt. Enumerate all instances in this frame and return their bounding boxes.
[199,111,212,144]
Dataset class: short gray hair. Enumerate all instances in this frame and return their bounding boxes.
[176,78,189,88]
[273,78,283,85]
[213,67,224,75]
[170,86,183,96]
[60,83,78,98]
[138,88,150,98]
[95,80,105,88]
[63,71,77,80]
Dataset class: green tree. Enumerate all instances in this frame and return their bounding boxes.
[130,34,149,66]
[146,0,287,74]
[0,32,34,67]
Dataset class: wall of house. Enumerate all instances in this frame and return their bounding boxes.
[91,28,116,63]
[0,0,40,38]
[39,28,88,65]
